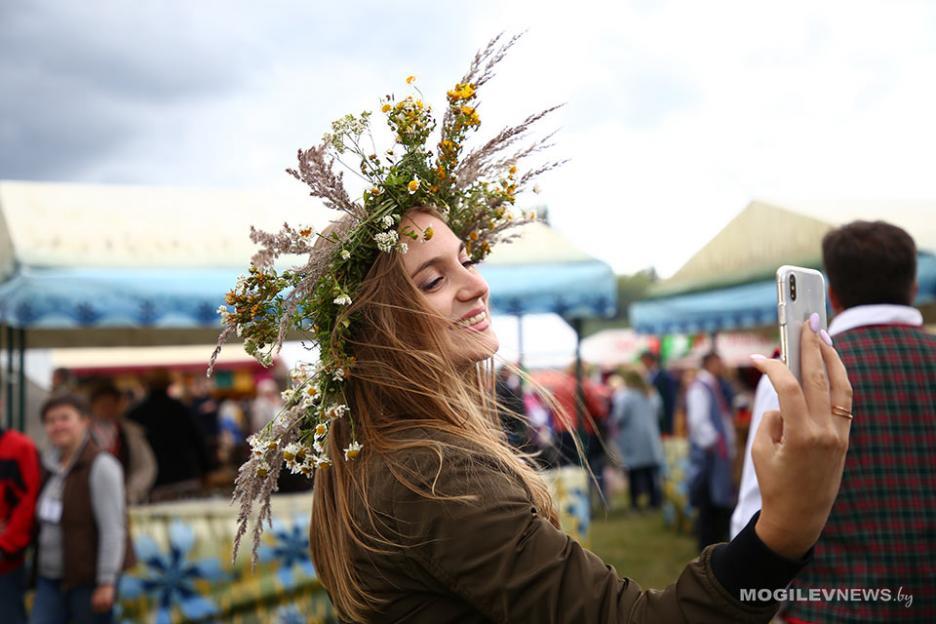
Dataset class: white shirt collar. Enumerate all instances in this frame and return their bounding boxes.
[828,304,923,336]
[696,369,717,385]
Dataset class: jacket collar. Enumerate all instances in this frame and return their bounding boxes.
[829,304,923,337]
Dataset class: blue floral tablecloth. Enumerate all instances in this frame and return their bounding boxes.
[117,466,591,623]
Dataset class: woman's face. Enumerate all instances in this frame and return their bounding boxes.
[400,212,499,363]
[43,404,88,452]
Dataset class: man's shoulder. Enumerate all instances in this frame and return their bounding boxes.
[0,428,37,453]
[837,324,936,357]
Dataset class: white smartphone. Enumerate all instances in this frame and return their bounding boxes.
[776,265,828,382]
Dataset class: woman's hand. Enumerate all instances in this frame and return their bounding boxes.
[750,315,853,559]
[91,583,116,613]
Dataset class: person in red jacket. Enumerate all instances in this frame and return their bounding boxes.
[0,423,41,624]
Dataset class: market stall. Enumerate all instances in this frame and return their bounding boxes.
[0,179,616,622]
[630,200,936,335]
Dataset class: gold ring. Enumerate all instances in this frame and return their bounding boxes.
[831,405,853,420]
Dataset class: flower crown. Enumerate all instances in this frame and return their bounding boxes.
[212,33,563,559]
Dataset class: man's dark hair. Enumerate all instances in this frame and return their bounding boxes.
[639,350,658,364]
[40,394,89,422]
[701,352,721,369]
[89,381,121,404]
[822,220,917,309]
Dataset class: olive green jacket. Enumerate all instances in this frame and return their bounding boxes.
[343,434,794,623]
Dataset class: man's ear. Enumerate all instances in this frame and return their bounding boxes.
[828,285,844,315]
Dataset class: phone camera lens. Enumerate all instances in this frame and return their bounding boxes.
[789,274,797,301]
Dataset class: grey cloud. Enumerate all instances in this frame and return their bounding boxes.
[0,0,252,180]
[0,0,494,183]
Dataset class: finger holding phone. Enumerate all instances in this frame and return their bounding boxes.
[747,266,853,559]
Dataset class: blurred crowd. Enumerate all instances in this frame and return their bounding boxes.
[0,367,298,623]
[496,348,759,536]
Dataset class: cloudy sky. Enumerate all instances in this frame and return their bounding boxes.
[3,0,935,276]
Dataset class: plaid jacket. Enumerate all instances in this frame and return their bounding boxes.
[784,324,936,623]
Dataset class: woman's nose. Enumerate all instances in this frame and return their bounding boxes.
[457,265,489,302]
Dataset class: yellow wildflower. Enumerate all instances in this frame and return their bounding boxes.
[423,226,434,241]
[447,82,476,101]
[460,105,475,116]
[370,186,381,195]
[381,103,391,113]
[416,100,424,110]
[299,227,312,237]
[469,230,479,241]
[306,386,318,397]
[406,75,416,84]
[509,165,517,177]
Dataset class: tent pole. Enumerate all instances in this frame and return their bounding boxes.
[5,325,13,429]
[0,325,4,429]
[516,314,525,369]
[571,317,585,448]
[17,328,26,432]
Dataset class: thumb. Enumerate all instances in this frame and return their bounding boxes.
[753,410,783,458]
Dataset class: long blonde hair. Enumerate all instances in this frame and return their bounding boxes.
[309,207,559,621]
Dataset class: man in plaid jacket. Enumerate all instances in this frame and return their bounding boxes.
[732,220,935,622]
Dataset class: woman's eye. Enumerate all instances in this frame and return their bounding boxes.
[421,276,443,291]
[461,259,477,269]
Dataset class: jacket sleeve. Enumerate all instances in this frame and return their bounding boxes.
[124,422,157,504]
[89,453,127,585]
[391,451,801,623]
[0,438,40,556]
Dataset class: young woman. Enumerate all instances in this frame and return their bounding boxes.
[217,35,853,623]
[612,368,665,510]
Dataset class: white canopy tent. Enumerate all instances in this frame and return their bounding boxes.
[0,180,615,428]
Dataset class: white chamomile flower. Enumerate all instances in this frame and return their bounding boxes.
[283,442,302,463]
[373,230,399,253]
[344,441,363,460]
[332,368,345,382]
[289,364,310,383]
[381,214,395,229]
[334,294,352,306]
[314,422,328,438]
[398,242,409,254]
[256,460,272,478]
[341,249,351,260]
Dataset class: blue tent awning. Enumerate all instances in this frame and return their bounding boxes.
[630,252,936,335]
[0,261,617,331]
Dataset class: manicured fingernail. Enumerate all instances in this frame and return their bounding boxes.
[808,312,821,333]
[750,354,767,361]
[820,329,833,346]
